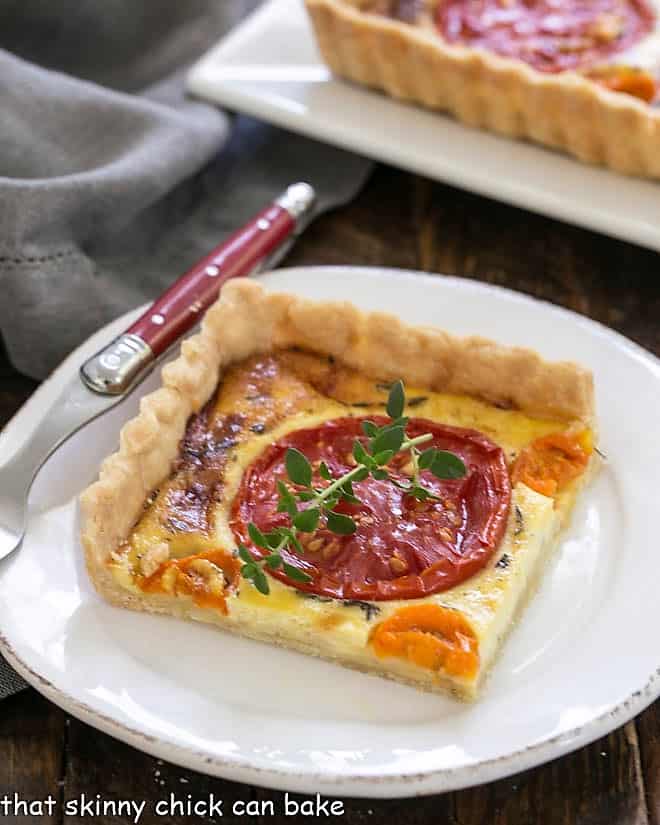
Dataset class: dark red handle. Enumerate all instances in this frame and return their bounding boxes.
[126,202,295,357]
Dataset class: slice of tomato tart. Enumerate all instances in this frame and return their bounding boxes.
[80,280,597,699]
[305,0,660,178]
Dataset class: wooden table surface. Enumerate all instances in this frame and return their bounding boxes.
[2,10,660,821]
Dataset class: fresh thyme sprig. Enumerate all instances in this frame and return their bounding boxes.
[238,380,467,595]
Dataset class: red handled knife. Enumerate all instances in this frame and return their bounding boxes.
[80,181,315,395]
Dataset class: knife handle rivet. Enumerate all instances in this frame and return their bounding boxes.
[151,314,165,326]
[257,218,270,231]
[206,265,220,277]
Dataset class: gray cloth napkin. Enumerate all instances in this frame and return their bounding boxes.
[0,0,283,698]
[0,0,264,380]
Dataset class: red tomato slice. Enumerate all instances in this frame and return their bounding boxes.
[436,0,655,74]
[231,417,511,601]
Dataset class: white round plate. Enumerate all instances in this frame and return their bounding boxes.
[1,267,659,798]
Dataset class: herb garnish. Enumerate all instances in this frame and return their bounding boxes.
[237,380,467,595]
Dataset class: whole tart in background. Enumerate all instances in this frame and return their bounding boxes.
[305,0,660,177]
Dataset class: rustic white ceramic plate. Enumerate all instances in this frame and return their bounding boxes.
[188,0,660,253]
[1,267,659,798]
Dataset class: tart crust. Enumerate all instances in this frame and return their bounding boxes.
[80,278,594,615]
[305,0,660,178]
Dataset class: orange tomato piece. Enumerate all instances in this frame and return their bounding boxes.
[591,67,656,103]
[511,430,592,498]
[370,604,479,679]
[140,549,240,614]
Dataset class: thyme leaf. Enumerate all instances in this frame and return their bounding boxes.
[286,447,313,487]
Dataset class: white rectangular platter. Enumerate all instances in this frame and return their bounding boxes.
[187,0,660,253]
